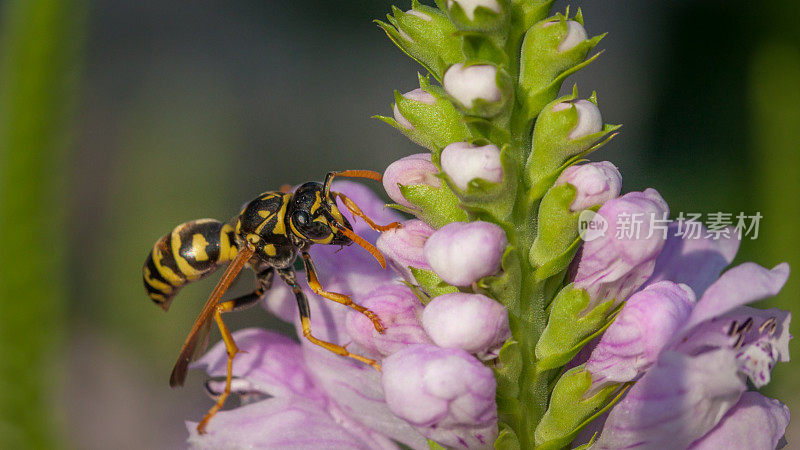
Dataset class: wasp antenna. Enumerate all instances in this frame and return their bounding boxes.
[323,170,383,197]
[338,226,387,269]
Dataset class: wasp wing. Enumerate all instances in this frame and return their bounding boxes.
[169,245,254,387]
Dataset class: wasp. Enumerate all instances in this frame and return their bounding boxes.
[142,170,399,434]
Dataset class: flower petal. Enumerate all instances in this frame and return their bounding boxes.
[646,222,740,297]
[191,328,323,401]
[677,262,790,337]
[346,282,432,358]
[585,281,695,387]
[186,397,376,450]
[688,392,790,450]
[572,189,669,310]
[593,349,746,449]
[304,346,429,450]
[376,219,435,282]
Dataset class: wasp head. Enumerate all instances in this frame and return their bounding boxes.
[288,182,353,246]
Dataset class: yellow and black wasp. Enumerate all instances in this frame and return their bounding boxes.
[142,170,399,433]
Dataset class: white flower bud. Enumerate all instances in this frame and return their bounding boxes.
[446,0,501,21]
[553,99,602,140]
[440,142,503,190]
[443,63,501,109]
[544,20,588,52]
[393,88,437,130]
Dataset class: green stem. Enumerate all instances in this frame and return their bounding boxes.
[0,0,87,447]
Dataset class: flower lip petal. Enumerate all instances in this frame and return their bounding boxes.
[675,262,790,341]
[186,397,376,450]
[191,328,321,400]
[593,349,746,449]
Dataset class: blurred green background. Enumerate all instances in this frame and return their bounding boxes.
[0,0,797,448]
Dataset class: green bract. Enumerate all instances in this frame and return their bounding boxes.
[378,2,622,448]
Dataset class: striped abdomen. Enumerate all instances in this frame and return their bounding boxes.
[143,219,238,311]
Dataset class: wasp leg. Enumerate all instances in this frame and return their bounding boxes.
[196,268,273,434]
[333,192,401,232]
[276,267,381,371]
[301,252,385,333]
[216,268,274,313]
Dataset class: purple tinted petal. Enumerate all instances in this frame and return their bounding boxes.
[304,346,428,450]
[646,222,740,297]
[586,281,695,387]
[573,189,669,309]
[688,392,789,450]
[376,219,435,281]
[677,263,790,337]
[594,350,746,449]
[191,328,323,401]
[187,397,376,450]
[346,282,432,358]
[382,344,497,449]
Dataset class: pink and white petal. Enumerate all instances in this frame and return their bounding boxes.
[187,397,375,450]
[593,349,746,449]
[688,392,789,450]
[586,281,695,387]
[677,263,790,339]
[191,328,323,401]
[645,222,740,297]
[305,347,429,450]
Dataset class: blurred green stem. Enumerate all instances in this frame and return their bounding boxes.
[0,0,86,447]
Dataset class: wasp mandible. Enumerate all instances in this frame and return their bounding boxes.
[142,170,399,433]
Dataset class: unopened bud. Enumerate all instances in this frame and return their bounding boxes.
[443,63,502,109]
[383,153,441,208]
[393,88,436,130]
[422,292,510,358]
[555,161,621,211]
[424,221,507,287]
[440,142,503,190]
